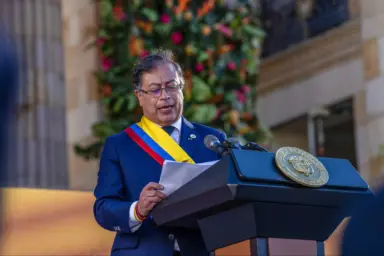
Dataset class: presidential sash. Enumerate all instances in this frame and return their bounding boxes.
[125,116,195,166]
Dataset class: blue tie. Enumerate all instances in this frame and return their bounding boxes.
[162,126,175,135]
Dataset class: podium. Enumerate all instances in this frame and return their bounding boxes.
[151,149,374,255]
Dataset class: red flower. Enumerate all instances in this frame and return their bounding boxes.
[171,32,183,44]
[113,5,126,21]
[214,108,222,121]
[97,37,106,47]
[195,63,204,72]
[140,50,150,58]
[101,57,113,72]
[103,85,112,96]
[227,61,236,71]
[160,14,171,24]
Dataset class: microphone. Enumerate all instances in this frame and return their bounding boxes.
[223,137,243,149]
[204,135,226,156]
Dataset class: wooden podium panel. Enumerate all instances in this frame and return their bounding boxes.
[216,241,251,256]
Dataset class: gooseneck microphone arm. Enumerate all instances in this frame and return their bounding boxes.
[205,135,269,155]
[243,142,268,152]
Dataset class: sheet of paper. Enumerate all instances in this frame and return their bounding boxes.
[159,160,218,196]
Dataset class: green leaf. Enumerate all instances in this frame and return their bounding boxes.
[190,104,217,123]
[113,97,125,112]
[98,29,109,38]
[189,22,199,33]
[154,24,172,35]
[243,25,265,38]
[126,94,137,111]
[224,12,235,23]
[142,8,158,22]
[246,58,259,75]
[208,74,217,85]
[251,37,261,48]
[102,45,114,56]
[100,0,113,18]
[197,52,209,62]
[133,0,141,8]
[224,92,235,103]
[92,121,115,138]
[191,76,212,102]
[102,97,111,105]
[241,43,250,53]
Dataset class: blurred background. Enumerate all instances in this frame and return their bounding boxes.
[0,0,381,255]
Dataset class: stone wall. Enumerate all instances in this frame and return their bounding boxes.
[0,0,69,188]
[62,0,101,190]
[355,0,384,187]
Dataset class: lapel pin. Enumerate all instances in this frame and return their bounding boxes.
[188,134,196,140]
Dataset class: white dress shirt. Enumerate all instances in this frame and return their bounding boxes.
[128,118,182,248]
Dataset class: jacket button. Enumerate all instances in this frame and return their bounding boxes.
[168,234,175,241]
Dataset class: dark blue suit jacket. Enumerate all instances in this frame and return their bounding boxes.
[93,118,226,256]
[342,185,384,256]
[0,29,18,177]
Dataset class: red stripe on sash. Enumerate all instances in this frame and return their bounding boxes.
[125,127,164,166]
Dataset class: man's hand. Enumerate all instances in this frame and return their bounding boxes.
[137,182,167,217]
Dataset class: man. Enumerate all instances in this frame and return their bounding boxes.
[341,184,384,255]
[93,50,226,256]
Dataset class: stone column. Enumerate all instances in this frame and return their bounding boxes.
[355,0,384,188]
[61,0,102,190]
[0,0,68,189]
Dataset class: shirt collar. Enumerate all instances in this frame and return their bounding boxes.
[151,117,182,131]
[168,117,182,132]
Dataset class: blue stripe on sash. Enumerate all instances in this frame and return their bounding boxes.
[130,124,175,161]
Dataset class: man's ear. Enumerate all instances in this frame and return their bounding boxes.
[134,90,143,107]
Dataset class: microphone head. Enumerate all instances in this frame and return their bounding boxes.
[204,134,221,150]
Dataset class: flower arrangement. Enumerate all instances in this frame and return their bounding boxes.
[75,0,270,159]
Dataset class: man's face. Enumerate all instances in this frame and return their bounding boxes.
[135,63,184,126]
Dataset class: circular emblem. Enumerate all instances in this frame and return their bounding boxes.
[275,147,329,188]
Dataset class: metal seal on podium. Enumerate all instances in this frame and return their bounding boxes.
[275,147,329,188]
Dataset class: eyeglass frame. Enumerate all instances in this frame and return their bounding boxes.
[135,82,184,98]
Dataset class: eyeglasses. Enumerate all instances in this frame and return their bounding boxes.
[137,83,182,98]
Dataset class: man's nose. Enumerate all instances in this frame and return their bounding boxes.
[159,88,170,98]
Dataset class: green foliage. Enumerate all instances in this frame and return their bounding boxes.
[75,0,270,159]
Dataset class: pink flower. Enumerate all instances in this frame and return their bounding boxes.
[160,14,171,24]
[215,24,232,37]
[227,61,236,71]
[236,90,246,103]
[171,32,183,44]
[101,57,113,72]
[195,63,204,72]
[242,85,251,93]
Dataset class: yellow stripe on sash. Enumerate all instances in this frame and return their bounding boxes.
[137,116,195,164]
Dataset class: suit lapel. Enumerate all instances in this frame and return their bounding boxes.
[179,117,200,161]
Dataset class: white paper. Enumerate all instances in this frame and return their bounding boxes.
[159,160,218,196]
